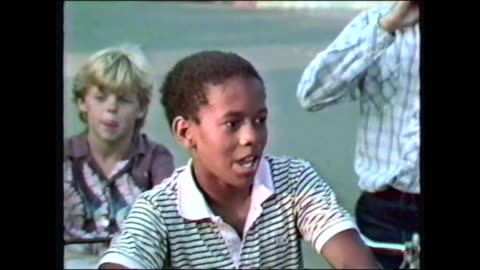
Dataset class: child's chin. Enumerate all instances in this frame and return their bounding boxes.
[232,171,257,185]
[99,131,125,142]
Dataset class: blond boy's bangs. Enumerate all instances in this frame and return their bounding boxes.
[86,53,152,103]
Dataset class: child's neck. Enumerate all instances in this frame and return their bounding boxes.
[204,180,252,206]
[191,162,253,237]
[191,162,252,206]
[87,131,134,176]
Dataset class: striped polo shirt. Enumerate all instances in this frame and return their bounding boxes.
[99,155,357,269]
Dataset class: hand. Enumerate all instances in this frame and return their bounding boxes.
[380,1,419,34]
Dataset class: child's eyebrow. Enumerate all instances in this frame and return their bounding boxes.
[222,108,268,118]
[257,108,268,114]
[222,111,244,119]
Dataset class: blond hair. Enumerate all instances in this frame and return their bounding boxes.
[72,43,153,130]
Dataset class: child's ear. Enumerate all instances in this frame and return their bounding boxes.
[137,107,148,120]
[77,98,87,113]
[172,116,195,149]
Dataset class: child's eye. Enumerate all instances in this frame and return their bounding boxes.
[225,120,241,130]
[94,95,106,101]
[256,116,267,125]
[118,96,132,103]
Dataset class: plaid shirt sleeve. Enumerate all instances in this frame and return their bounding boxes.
[296,6,395,112]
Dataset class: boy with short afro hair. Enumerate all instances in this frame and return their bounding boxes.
[99,50,380,269]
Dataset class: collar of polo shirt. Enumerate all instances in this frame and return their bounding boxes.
[177,156,275,221]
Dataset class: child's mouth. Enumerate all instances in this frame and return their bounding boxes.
[234,155,259,174]
[239,156,257,167]
[102,121,119,129]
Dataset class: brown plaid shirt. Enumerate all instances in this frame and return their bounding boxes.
[64,133,174,243]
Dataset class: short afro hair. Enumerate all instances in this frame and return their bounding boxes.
[159,50,264,128]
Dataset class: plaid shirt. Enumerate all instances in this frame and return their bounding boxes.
[297,5,420,194]
[63,133,174,245]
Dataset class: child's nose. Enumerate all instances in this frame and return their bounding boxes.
[105,96,119,112]
[239,124,259,146]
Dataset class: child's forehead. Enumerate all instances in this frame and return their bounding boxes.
[200,78,266,112]
[89,85,137,97]
[203,76,265,98]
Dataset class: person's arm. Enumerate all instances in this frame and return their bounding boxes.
[294,161,380,269]
[100,263,129,269]
[150,145,175,186]
[322,229,381,269]
[98,194,168,269]
[297,2,420,112]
